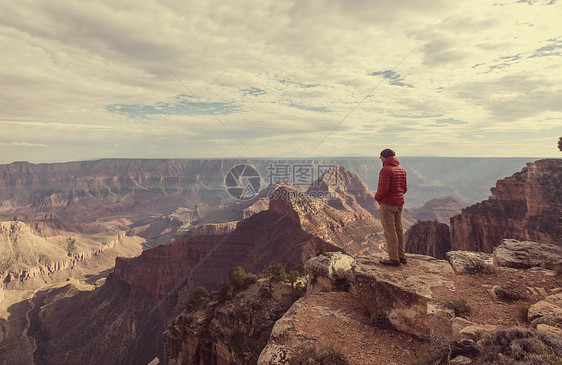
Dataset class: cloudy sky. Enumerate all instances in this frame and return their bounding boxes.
[1,0,561,163]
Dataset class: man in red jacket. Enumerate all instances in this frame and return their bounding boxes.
[375,148,407,266]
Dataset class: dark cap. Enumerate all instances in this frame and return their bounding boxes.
[380,148,396,158]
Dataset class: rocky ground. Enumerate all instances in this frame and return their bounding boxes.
[259,244,561,365]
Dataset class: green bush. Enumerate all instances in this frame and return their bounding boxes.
[294,264,308,276]
[316,248,328,256]
[185,286,209,311]
[229,266,257,292]
[218,281,232,303]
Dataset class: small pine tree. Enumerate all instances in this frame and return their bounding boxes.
[287,269,299,292]
[265,263,286,296]
[229,266,248,290]
[185,286,209,311]
[295,264,307,277]
[317,248,327,256]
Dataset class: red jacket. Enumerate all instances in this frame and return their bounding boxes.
[375,156,407,206]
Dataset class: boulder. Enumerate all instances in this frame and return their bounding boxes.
[449,355,473,364]
[257,297,308,364]
[445,251,494,274]
[536,324,562,337]
[493,239,562,269]
[458,323,498,342]
[493,283,528,302]
[528,292,562,321]
[305,252,356,292]
[353,252,456,339]
[451,316,498,342]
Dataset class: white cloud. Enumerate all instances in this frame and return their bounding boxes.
[0,141,48,147]
[0,0,561,163]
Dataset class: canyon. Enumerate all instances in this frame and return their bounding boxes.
[27,182,385,365]
[0,157,558,365]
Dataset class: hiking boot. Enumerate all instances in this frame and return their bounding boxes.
[379,259,400,266]
[400,258,407,264]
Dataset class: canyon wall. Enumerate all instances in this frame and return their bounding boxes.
[0,158,534,224]
[405,220,451,259]
[33,183,384,365]
[0,221,139,288]
[450,159,562,252]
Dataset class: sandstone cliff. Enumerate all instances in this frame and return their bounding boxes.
[450,159,562,252]
[164,279,299,365]
[306,165,378,216]
[258,247,561,364]
[0,221,140,289]
[0,157,534,224]
[405,220,451,259]
[32,184,384,364]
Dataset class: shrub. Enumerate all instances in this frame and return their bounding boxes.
[294,264,307,276]
[443,299,471,318]
[472,327,562,364]
[185,286,209,311]
[218,281,232,303]
[229,266,256,292]
[288,344,350,365]
[515,301,531,324]
[287,269,299,291]
[265,263,287,296]
[531,316,562,330]
[316,248,328,256]
[266,263,287,282]
[229,266,248,289]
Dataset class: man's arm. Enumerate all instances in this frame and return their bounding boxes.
[374,168,390,202]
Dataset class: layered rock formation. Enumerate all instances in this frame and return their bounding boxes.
[164,279,299,365]
[33,185,385,364]
[0,159,248,233]
[405,220,451,259]
[353,252,456,339]
[0,221,141,289]
[258,248,561,364]
[0,157,533,224]
[407,196,469,223]
[304,252,356,292]
[493,239,562,270]
[306,165,378,216]
[0,213,77,237]
[450,159,562,252]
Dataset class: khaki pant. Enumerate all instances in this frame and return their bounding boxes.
[379,203,405,261]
